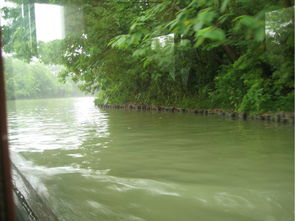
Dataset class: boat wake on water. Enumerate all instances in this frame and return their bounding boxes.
[12,163,58,221]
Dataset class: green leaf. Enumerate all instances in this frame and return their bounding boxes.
[196,9,217,25]
[197,27,226,42]
[194,37,205,47]
[254,27,265,42]
[109,35,129,49]
[193,22,204,31]
[234,15,259,29]
[130,32,142,44]
[180,39,191,48]
[133,48,146,57]
[221,0,230,12]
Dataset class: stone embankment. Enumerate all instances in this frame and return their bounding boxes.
[96,104,294,124]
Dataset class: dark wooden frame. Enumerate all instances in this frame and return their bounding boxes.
[0,28,15,220]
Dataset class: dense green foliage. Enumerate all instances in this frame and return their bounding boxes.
[1,2,37,61]
[4,57,82,100]
[2,0,294,112]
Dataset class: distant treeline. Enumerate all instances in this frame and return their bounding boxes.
[4,57,83,100]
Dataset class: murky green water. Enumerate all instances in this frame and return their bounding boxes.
[7,97,294,221]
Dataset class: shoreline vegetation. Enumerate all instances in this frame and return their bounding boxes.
[1,1,294,116]
[4,57,84,100]
[95,103,294,124]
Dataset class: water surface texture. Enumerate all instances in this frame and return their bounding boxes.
[7,97,294,221]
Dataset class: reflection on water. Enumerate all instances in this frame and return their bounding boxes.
[7,97,294,221]
[8,97,109,153]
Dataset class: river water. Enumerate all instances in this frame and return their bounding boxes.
[7,97,294,221]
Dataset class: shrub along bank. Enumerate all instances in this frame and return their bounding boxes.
[2,1,294,114]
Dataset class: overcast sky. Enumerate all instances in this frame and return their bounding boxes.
[0,1,65,42]
[35,3,65,42]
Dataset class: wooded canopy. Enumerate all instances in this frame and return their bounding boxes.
[2,0,294,112]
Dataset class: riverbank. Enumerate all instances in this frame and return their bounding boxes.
[95,103,294,124]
